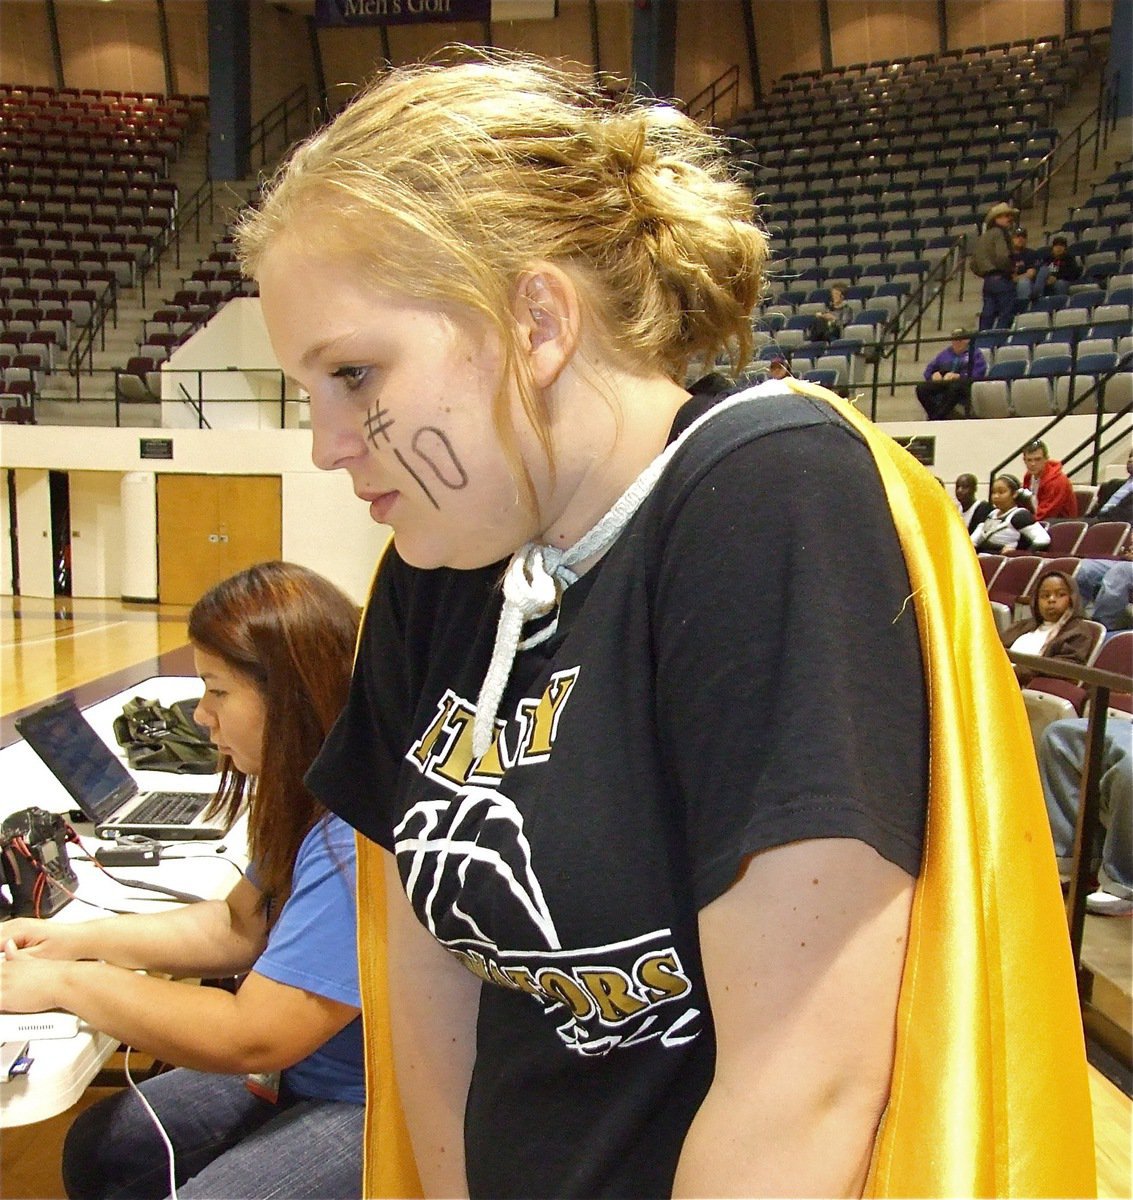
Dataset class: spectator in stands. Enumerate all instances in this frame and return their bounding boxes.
[805,284,848,343]
[1010,227,1042,309]
[915,329,988,420]
[971,201,1019,330]
[1087,451,1133,523]
[1022,440,1078,521]
[1000,567,1094,685]
[955,472,992,533]
[1039,718,1133,916]
[971,474,1052,554]
[1036,234,1083,297]
[766,354,793,380]
[1076,544,1133,632]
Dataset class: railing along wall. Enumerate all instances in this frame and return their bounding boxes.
[987,352,1132,491]
[1005,650,1131,1004]
[108,365,297,428]
[1011,78,1119,228]
[686,64,740,128]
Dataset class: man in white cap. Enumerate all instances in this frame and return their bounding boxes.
[970,200,1019,329]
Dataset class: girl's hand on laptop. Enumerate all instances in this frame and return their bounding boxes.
[0,939,65,1013]
[1,919,85,960]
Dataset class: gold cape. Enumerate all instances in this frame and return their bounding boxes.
[353,382,1096,1198]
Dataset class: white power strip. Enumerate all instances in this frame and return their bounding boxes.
[0,1012,81,1041]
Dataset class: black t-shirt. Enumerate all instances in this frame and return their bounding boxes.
[307,386,929,1199]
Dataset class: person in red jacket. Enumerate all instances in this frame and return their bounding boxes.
[1022,440,1078,521]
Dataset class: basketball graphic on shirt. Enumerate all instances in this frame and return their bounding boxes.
[395,784,561,951]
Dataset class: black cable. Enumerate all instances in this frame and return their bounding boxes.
[88,867,205,905]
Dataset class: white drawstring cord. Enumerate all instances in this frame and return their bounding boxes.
[471,385,776,756]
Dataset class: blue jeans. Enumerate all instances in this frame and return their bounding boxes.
[1039,717,1133,897]
[62,1069,364,1199]
[979,274,1016,329]
[1076,559,1133,630]
[1016,274,1041,305]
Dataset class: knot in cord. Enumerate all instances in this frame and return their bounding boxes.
[471,452,672,757]
[469,385,769,758]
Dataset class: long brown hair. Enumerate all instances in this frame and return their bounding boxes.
[188,562,359,913]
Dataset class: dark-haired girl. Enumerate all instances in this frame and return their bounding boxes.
[971,475,1053,553]
[0,563,364,1199]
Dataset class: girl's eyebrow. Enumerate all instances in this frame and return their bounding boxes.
[300,331,359,368]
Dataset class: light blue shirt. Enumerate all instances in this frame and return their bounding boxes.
[249,816,364,1104]
[1098,477,1133,517]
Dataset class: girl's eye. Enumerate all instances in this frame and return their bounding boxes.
[332,365,369,391]
[209,689,227,699]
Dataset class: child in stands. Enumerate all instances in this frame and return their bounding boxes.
[1000,567,1095,684]
[971,475,1052,553]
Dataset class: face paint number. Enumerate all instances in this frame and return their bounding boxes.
[365,401,469,508]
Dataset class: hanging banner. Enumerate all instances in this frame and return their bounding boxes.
[315,0,492,25]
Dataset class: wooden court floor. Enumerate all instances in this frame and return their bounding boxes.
[0,595,1130,1197]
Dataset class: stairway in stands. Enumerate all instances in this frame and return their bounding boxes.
[37,122,261,427]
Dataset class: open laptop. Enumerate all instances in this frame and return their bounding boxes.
[15,696,230,841]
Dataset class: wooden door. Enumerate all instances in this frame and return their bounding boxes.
[217,476,281,578]
[157,475,281,605]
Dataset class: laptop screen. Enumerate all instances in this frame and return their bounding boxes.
[15,697,137,823]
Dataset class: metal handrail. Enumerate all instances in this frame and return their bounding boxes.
[1011,84,1115,228]
[857,235,968,419]
[987,352,1132,489]
[99,365,297,428]
[686,65,740,128]
[249,83,310,172]
[65,279,118,382]
[1005,649,1129,995]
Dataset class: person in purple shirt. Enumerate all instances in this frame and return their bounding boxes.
[915,329,989,420]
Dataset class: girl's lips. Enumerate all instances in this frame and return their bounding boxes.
[369,492,399,523]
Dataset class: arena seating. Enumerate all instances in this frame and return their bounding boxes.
[0,84,205,408]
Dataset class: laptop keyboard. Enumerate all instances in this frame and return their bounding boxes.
[127,791,209,825]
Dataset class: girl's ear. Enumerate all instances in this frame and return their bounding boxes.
[511,263,581,390]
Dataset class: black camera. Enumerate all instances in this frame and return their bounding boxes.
[1,807,78,918]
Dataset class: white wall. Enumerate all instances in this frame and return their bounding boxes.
[875,414,1120,488]
[70,471,125,599]
[13,468,53,600]
[284,471,390,602]
[0,427,390,606]
[121,472,159,602]
[161,300,303,431]
[0,471,11,595]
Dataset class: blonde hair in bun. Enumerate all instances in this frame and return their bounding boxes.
[238,49,768,502]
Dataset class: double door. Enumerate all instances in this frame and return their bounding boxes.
[157,475,281,605]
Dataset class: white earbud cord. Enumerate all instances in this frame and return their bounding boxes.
[472,386,770,756]
[124,1045,179,1200]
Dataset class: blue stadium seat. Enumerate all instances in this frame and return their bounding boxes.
[1007,329,1048,348]
[1076,352,1119,375]
[1034,293,1069,313]
[989,359,1028,380]
[1089,321,1130,341]
[1029,355,1074,378]
[856,307,890,330]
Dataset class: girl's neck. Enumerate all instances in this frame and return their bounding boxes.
[534,360,691,568]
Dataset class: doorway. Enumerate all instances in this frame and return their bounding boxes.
[156,475,282,605]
